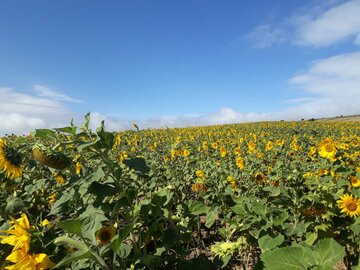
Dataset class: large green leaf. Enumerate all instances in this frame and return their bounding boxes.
[5,197,26,214]
[123,158,150,174]
[53,249,91,269]
[187,200,210,215]
[261,246,315,270]
[57,219,83,236]
[258,234,284,253]
[35,129,56,138]
[205,207,218,228]
[312,238,345,266]
[79,205,107,242]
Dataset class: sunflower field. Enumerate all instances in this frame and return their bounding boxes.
[0,114,360,270]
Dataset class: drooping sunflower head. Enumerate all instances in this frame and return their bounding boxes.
[0,139,22,179]
[96,225,116,245]
[337,194,360,218]
[32,144,71,170]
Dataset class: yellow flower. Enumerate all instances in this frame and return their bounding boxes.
[318,168,328,176]
[349,175,360,187]
[183,149,190,157]
[48,194,56,205]
[254,172,266,184]
[247,141,256,153]
[75,161,82,175]
[265,141,273,151]
[220,146,227,157]
[191,182,208,193]
[41,219,51,228]
[0,214,33,253]
[275,139,284,147]
[54,173,65,185]
[0,139,22,179]
[308,146,317,160]
[337,194,360,218]
[5,247,55,270]
[235,156,244,169]
[196,170,205,179]
[211,142,219,149]
[318,137,337,161]
[233,146,241,155]
[227,176,237,188]
[97,225,116,245]
[112,134,121,150]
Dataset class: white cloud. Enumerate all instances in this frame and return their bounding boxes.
[244,24,286,48]
[288,52,360,117]
[295,0,360,46]
[0,86,74,135]
[2,51,359,136]
[33,84,82,103]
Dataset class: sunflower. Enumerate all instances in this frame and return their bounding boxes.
[318,138,337,160]
[349,176,360,187]
[54,173,66,185]
[0,214,33,253]
[254,172,266,184]
[96,225,116,245]
[5,247,54,270]
[0,139,22,179]
[195,170,205,179]
[191,182,208,193]
[337,194,360,218]
[235,156,244,169]
[227,176,237,188]
[32,145,71,170]
[183,149,190,157]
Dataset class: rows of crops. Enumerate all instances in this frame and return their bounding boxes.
[0,114,359,269]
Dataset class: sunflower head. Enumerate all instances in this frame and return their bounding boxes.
[191,182,208,193]
[96,225,116,245]
[337,194,360,218]
[254,172,266,184]
[32,145,71,170]
[0,139,22,179]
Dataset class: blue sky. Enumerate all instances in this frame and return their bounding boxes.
[1,0,360,134]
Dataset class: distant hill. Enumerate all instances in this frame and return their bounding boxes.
[312,114,360,122]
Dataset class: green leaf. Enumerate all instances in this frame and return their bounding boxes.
[311,266,333,270]
[205,207,218,228]
[57,219,83,236]
[77,137,100,152]
[112,243,131,258]
[82,112,91,131]
[261,246,315,270]
[35,129,56,138]
[79,205,107,242]
[5,197,25,214]
[258,234,284,253]
[350,224,360,235]
[187,200,210,215]
[123,158,150,174]
[53,249,91,269]
[230,204,246,216]
[48,188,75,216]
[109,224,132,254]
[54,126,77,135]
[54,235,88,251]
[313,238,345,266]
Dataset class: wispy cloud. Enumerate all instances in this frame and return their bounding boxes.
[244,0,360,48]
[243,24,286,48]
[33,84,82,103]
[295,0,360,47]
